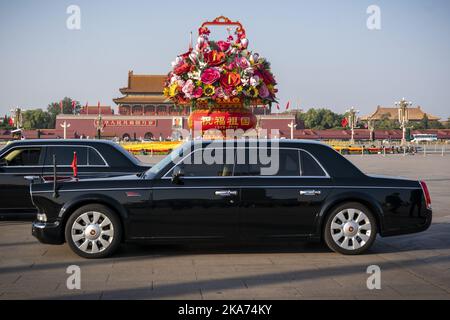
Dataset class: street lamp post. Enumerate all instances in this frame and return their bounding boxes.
[395,98,412,146]
[346,107,359,145]
[367,117,375,142]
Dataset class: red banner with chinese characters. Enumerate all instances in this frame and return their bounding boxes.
[188,109,256,131]
[94,119,157,127]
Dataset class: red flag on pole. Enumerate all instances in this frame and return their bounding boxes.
[276,104,280,110]
[8,117,14,126]
[59,101,63,113]
[71,152,78,178]
[71,100,76,111]
[341,117,349,128]
[286,101,290,111]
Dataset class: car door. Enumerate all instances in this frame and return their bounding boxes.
[41,146,111,179]
[239,148,332,239]
[146,147,240,240]
[0,146,45,217]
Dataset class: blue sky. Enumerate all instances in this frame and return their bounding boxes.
[1,0,449,119]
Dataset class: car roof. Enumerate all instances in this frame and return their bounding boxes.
[5,139,117,147]
[188,139,331,148]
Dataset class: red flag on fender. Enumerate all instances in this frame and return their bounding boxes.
[341,117,349,128]
[71,152,78,178]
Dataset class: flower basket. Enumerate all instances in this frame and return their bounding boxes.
[164,16,278,133]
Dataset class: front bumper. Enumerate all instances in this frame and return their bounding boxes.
[32,221,65,245]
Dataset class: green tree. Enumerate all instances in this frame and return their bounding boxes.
[299,108,345,130]
[47,97,81,128]
[22,109,52,129]
[375,114,398,130]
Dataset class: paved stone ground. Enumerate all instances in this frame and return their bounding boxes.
[0,154,449,300]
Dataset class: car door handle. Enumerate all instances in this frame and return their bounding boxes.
[215,190,238,197]
[300,190,321,196]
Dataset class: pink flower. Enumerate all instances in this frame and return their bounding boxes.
[201,68,221,85]
[182,80,194,98]
[235,57,250,69]
[192,87,203,98]
[217,40,231,52]
[258,83,270,99]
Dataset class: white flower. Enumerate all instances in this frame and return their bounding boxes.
[250,75,261,87]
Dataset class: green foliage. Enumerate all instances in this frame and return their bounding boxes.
[47,97,81,128]
[298,108,345,130]
[0,115,13,130]
[410,115,444,130]
[22,109,52,130]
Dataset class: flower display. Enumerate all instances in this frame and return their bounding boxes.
[164,17,278,108]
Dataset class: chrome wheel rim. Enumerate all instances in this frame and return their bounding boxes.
[330,208,372,251]
[71,211,114,254]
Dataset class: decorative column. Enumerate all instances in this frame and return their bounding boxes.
[288,120,297,140]
[60,121,71,139]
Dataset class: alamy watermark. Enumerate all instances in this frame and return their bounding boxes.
[66,265,81,290]
[366,265,382,290]
[367,5,381,30]
[66,5,81,30]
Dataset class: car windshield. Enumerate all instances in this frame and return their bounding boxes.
[144,143,186,179]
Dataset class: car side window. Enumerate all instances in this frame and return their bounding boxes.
[87,148,106,166]
[0,148,42,166]
[300,151,327,177]
[234,148,301,177]
[169,149,233,177]
[44,147,88,166]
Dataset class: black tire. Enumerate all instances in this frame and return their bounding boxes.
[65,204,122,259]
[324,202,377,255]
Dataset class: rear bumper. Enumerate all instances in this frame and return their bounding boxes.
[32,221,65,245]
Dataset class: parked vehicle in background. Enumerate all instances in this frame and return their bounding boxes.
[0,140,150,220]
[31,140,432,259]
[411,134,438,143]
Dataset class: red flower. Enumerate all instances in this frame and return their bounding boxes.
[220,72,241,90]
[174,63,191,76]
[205,50,226,66]
[256,69,276,85]
[217,41,231,52]
[201,68,221,85]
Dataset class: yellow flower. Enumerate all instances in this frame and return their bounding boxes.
[247,87,259,98]
[169,83,179,97]
[163,87,170,97]
[204,85,215,96]
[196,80,203,86]
[236,86,243,93]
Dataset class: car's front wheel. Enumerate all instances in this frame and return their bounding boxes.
[324,202,377,255]
[65,204,122,259]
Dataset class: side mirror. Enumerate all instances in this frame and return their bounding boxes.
[171,166,185,185]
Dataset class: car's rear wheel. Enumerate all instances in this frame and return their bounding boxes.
[65,204,122,259]
[324,202,377,255]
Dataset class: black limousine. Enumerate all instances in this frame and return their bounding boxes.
[0,139,150,219]
[31,140,432,258]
